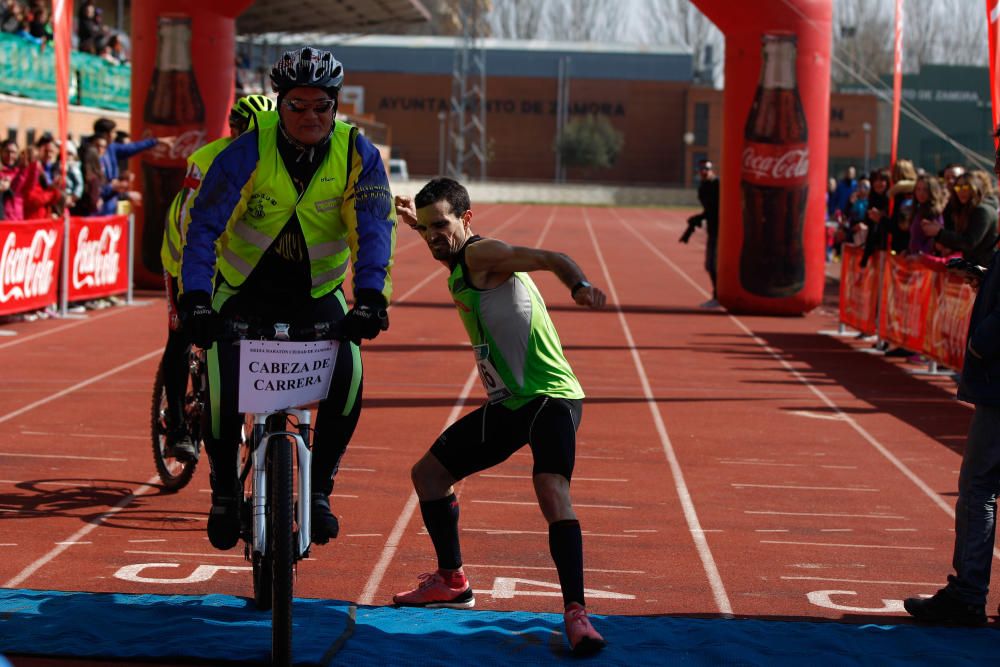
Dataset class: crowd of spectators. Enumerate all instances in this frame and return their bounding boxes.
[826,156,1000,359]
[0,0,129,65]
[1,116,174,223]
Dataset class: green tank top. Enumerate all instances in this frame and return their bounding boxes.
[448,237,584,409]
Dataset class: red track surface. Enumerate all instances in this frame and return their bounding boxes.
[1,204,995,664]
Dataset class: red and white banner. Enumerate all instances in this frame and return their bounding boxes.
[0,219,64,316]
[52,0,73,184]
[838,245,880,335]
[924,267,976,370]
[67,215,129,301]
[988,0,1000,147]
[878,253,933,352]
[890,0,904,167]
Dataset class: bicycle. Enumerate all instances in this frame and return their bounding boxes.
[223,318,343,667]
[150,343,206,491]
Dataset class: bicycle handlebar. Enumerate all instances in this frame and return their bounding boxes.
[218,319,345,343]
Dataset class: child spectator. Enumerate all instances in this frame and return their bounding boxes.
[908,175,948,256]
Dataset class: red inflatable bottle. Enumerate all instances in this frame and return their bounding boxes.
[738,33,810,298]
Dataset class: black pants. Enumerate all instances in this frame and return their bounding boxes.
[204,287,363,497]
[161,275,188,430]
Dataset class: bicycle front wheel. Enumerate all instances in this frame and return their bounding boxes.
[269,436,295,667]
[150,355,198,491]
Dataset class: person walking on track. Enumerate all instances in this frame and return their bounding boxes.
[393,178,607,656]
[179,47,396,551]
[159,93,275,463]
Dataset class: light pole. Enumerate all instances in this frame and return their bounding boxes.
[862,121,872,175]
[437,111,447,176]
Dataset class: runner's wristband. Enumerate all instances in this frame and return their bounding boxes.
[571,280,591,298]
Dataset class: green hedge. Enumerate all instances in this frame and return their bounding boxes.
[0,32,130,111]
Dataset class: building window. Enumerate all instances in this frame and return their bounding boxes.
[693,103,709,146]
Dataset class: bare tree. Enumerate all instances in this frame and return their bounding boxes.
[639,0,724,86]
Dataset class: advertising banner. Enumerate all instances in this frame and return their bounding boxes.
[838,245,880,334]
[924,268,976,371]
[0,219,63,316]
[67,215,130,301]
[879,254,934,352]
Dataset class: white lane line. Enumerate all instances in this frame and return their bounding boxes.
[54,541,92,545]
[745,510,905,520]
[885,528,918,532]
[0,544,17,546]
[358,207,566,607]
[339,467,375,473]
[0,348,162,426]
[471,499,631,510]
[761,540,934,550]
[586,209,732,616]
[464,563,646,574]
[718,459,858,470]
[0,306,136,351]
[19,430,146,441]
[480,474,627,482]
[345,533,383,538]
[359,367,479,607]
[756,529,790,533]
[789,410,848,421]
[733,483,879,492]
[781,575,942,586]
[616,213,973,523]
[624,529,658,533]
[0,452,127,461]
[3,474,162,588]
[124,549,244,559]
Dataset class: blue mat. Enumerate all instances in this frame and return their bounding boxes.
[0,589,996,665]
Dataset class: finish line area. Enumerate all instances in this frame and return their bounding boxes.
[1,204,998,665]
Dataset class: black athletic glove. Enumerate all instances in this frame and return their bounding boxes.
[178,290,219,348]
[342,289,389,343]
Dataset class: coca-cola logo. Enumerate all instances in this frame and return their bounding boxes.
[742,145,810,183]
[144,128,207,162]
[0,230,58,303]
[73,224,122,290]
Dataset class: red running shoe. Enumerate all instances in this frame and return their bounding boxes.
[392,570,475,609]
[564,602,606,656]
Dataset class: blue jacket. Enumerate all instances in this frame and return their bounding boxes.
[958,251,1000,406]
[99,137,158,215]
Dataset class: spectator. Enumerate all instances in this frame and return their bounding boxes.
[907,175,948,256]
[64,139,83,203]
[825,176,839,221]
[91,117,173,215]
[113,129,129,174]
[845,178,870,247]
[26,0,50,44]
[76,0,99,53]
[923,171,999,267]
[0,139,41,220]
[74,137,114,216]
[859,168,893,267]
[833,166,858,217]
[24,134,66,219]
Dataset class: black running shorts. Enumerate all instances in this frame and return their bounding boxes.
[430,396,582,482]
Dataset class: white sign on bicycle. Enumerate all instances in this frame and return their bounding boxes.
[238,340,338,413]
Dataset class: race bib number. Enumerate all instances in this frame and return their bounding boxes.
[474,344,512,403]
[238,340,338,413]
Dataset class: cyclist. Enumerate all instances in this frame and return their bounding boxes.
[159,94,276,463]
[393,178,607,656]
[179,47,396,550]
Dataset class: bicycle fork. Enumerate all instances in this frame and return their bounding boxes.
[250,408,313,560]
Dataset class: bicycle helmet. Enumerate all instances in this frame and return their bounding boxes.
[230,94,276,124]
[270,47,344,96]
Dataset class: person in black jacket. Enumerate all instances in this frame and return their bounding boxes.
[903,133,1000,627]
[922,171,998,267]
[680,159,720,308]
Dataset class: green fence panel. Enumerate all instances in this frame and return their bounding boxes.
[0,33,130,111]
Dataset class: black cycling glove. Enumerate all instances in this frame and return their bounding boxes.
[178,290,219,348]
[342,289,389,343]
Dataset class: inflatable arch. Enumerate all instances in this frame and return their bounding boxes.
[129,0,832,316]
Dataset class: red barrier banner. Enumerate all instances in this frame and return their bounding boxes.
[988,0,1000,149]
[879,253,933,351]
[924,268,976,370]
[67,215,130,301]
[838,245,880,334]
[0,219,64,316]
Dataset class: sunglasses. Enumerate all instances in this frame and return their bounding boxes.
[282,98,335,113]
[954,184,972,192]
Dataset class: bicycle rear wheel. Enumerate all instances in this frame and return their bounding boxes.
[150,355,198,491]
[269,436,295,667]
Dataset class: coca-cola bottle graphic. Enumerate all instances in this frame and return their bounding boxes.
[141,14,205,275]
[739,33,810,298]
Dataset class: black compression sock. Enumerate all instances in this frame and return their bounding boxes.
[419,493,462,571]
[549,519,585,607]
